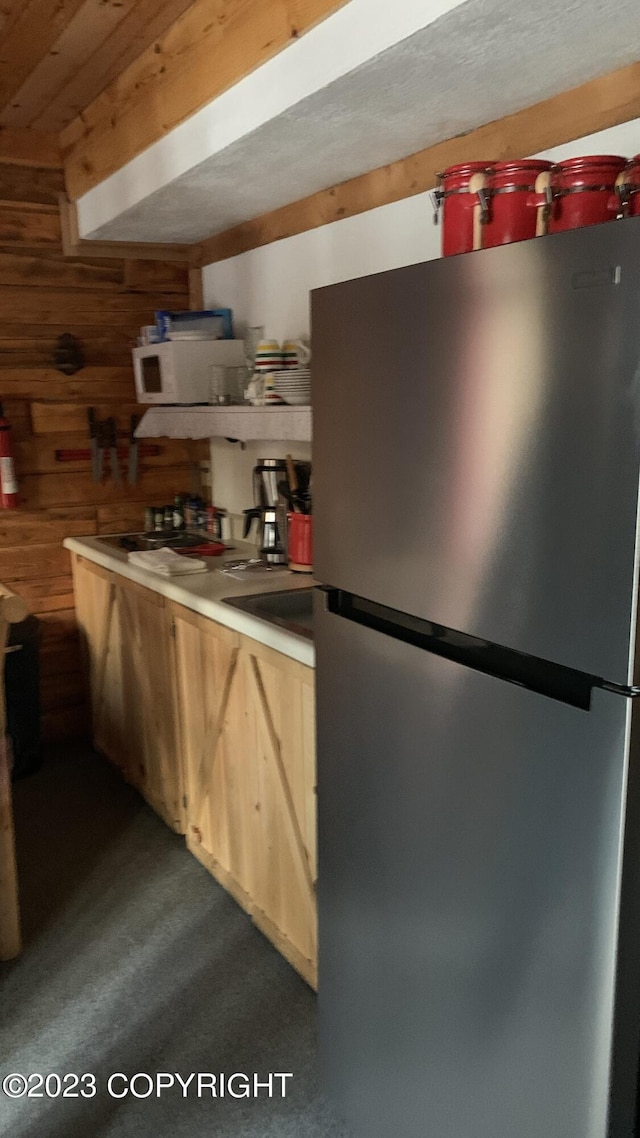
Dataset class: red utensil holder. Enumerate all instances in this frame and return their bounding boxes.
[288,513,313,572]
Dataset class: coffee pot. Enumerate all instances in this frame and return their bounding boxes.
[243,458,289,564]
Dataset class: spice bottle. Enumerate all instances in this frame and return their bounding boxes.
[172,495,185,530]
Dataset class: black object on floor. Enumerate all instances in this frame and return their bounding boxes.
[7,615,42,780]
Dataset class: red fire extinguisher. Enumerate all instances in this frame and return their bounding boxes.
[0,403,19,509]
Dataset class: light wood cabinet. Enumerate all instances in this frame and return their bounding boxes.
[72,553,317,985]
[72,554,184,833]
[172,603,317,987]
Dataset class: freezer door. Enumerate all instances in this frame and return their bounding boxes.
[315,600,638,1138]
[312,221,640,685]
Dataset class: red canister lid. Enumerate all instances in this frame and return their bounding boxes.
[488,160,552,175]
[553,155,627,175]
[438,161,488,186]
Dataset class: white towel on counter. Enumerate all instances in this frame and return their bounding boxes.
[127,549,207,576]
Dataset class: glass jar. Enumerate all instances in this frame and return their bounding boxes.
[209,364,249,405]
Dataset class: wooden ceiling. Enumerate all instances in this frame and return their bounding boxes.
[0,0,195,133]
[0,0,351,206]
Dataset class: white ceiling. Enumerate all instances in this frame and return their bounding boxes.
[78,0,640,245]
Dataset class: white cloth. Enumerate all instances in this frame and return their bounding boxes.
[127,549,207,576]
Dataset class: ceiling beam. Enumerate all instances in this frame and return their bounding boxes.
[0,127,62,169]
[59,194,198,263]
[198,60,640,265]
[61,0,351,202]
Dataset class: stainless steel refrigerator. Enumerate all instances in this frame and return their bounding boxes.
[311,220,640,1138]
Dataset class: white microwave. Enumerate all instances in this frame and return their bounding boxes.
[133,340,246,404]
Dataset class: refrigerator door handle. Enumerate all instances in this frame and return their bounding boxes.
[599,679,640,698]
[319,586,599,710]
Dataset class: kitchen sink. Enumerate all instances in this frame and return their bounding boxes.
[223,587,315,641]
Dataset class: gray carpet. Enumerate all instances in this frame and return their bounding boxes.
[0,745,350,1138]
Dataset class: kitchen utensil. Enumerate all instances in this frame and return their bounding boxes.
[534,168,553,235]
[277,479,296,510]
[88,407,99,483]
[243,326,265,371]
[272,369,311,405]
[246,374,265,405]
[253,458,289,509]
[285,454,299,508]
[254,340,283,372]
[281,339,311,368]
[128,415,140,485]
[263,372,286,404]
[55,444,159,463]
[209,364,248,405]
[106,417,121,484]
[242,507,287,564]
[96,419,106,482]
[469,170,487,252]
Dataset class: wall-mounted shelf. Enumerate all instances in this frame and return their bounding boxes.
[134,405,312,442]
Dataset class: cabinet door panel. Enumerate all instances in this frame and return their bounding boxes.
[172,603,317,985]
[173,609,244,869]
[117,579,182,832]
[72,556,127,772]
[247,642,317,965]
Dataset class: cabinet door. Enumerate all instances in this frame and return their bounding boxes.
[117,577,183,832]
[72,554,127,773]
[172,601,317,985]
[172,606,251,881]
[241,634,317,979]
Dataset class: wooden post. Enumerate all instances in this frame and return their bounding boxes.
[0,585,28,961]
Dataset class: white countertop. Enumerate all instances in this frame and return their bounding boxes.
[64,535,316,668]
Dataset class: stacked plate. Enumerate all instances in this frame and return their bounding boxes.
[272,369,311,406]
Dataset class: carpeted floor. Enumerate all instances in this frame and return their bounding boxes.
[0,745,350,1138]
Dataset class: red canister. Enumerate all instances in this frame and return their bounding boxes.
[545,155,626,233]
[433,162,489,256]
[482,160,553,247]
[618,155,640,217]
[288,513,313,573]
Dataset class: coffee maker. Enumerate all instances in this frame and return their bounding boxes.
[243,458,288,564]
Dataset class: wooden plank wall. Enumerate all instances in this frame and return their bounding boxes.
[0,159,200,741]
